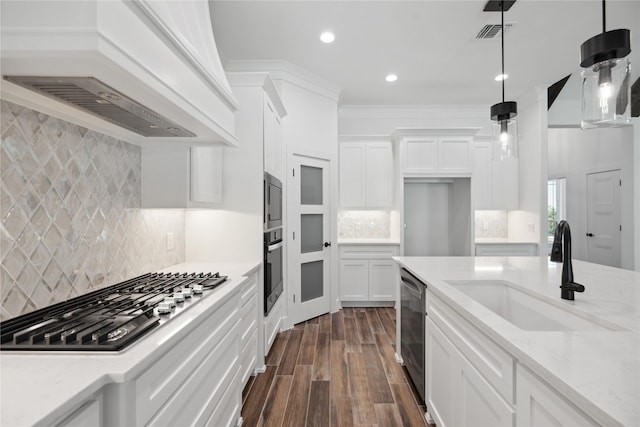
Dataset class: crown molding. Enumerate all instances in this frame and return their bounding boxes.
[339,105,489,120]
[224,60,341,102]
[226,72,287,117]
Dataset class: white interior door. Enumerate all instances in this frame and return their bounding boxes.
[586,170,621,268]
[288,152,331,325]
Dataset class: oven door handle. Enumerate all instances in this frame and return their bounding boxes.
[267,241,284,252]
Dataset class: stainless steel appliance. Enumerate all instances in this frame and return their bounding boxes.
[264,172,283,230]
[0,272,227,351]
[264,228,284,315]
[400,267,426,403]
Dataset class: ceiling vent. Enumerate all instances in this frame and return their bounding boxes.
[476,23,514,39]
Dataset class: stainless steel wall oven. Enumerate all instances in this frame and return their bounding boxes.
[264,228,283,316]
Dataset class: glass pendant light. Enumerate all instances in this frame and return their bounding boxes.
[580,0,631,129]
[491,1,518,160]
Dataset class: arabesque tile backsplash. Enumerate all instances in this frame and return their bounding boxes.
[338,210,390,239]
[0,101,185,321]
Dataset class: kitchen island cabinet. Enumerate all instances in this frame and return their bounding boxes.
[0,261,260,427]
[394,256,639,427]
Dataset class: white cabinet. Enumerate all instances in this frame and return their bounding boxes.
[55,397,102,427]
[427,319,515,427]
[472,141,518,210]
[264,97,284,180]
[142,145,222,208]
[238,273,258,387]
[339,141,393,208]
[516,365,599,427]
[400,136,472,175]
[339,245,399,302]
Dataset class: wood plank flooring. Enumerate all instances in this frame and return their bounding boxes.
[241,307,431,427]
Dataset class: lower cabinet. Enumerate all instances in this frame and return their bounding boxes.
[516,365,599,427]
[426,318,514,427]
[55,396,102,427]
[339,244,400,303]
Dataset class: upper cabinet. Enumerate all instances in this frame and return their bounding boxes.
[264,98,284,180]
[142,145,222,208]
[0,0,238,146]
[339,139,394,208]
[394,129,478,176]
[472,140,519,210]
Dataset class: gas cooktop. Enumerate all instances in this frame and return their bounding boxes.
[0,272,227,352]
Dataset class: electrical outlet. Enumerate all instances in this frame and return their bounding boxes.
[528,223,535,233]
[166,232,175,251]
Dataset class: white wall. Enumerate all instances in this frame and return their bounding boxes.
[508,86,548,250]
[548,125,635,270]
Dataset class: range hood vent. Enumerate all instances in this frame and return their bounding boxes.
[4,76,195,138]
[476,23,513,39]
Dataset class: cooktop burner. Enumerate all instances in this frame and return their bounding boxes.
[0,272,227,352]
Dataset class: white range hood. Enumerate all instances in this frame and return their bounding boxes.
[0,0,239,146]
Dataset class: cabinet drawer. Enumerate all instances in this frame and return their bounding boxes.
[339,245,400,259]
[55,398,101,427]
[240,293,258,349]
[239,332,257,386]
[206,367,242,427]
[428,294,515,403]
[239,274,257,306]
[134,293,240,425]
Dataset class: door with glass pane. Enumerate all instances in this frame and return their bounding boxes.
[288,153,331,325]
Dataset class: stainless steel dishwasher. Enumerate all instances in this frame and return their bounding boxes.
[400,267,426,403]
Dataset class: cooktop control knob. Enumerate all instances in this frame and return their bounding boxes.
[163,297,176,308]
[192,284,203,295]
[173,292,185,303]
[156,302,172,314]
[181,288,192,298]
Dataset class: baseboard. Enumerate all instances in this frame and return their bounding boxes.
[253,365,266,374]
[237,416,243,427]
[341,301,395,307]
[394,352,404,365]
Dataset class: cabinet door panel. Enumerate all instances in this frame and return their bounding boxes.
[339,143,366,207]
[403,138,438,173]
[339,260,368,301]
[365,143,393,207]
[264,99,276,176]
[473,143,492,209]
[427,318,456,427]
[516,365,599,427]
[368,260,397,301]
[439,137,471,173]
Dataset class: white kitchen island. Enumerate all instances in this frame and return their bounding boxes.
[0,261,260,427]
[394,256,639,427]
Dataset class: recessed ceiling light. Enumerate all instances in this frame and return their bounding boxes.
[320,32,335,43]
[495,73,509,81]
[385,74,398,82]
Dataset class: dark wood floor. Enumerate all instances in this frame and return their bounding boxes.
[241,307,430,427]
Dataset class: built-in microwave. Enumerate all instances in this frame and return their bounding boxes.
[264,172,282,230]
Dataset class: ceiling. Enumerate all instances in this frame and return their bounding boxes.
[210,1,640,106]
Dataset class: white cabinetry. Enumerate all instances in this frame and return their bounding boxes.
[264,97,284,180]
[339,245,399,302]
[472,141,518,210]
[142,145,222,208]
[339,141,393,208]
[516,365,599,427]
[396,131,474,175]
[426,291,515,427]
[238,273,258,388]
[55,397,102,427]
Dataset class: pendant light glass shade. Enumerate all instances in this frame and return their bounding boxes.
[492,118,518,160]
[581,56,631,129]
[579,3,631,129]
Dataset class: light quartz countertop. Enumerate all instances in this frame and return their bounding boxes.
[337,238,401,245]
[394,256,639,427]
[474,238,538,244]
[0,261,260,427]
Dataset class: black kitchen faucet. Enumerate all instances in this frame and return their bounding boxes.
[550,220,585,300]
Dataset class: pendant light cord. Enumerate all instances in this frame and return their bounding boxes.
[501,1,505,102]
[602,0,606,33]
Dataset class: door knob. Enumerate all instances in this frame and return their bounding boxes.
[323,242,332,248]
[586,233,594,237]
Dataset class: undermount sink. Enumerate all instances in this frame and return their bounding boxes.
[446,280,625,332]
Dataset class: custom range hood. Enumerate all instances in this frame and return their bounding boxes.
[0,0,239,146]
